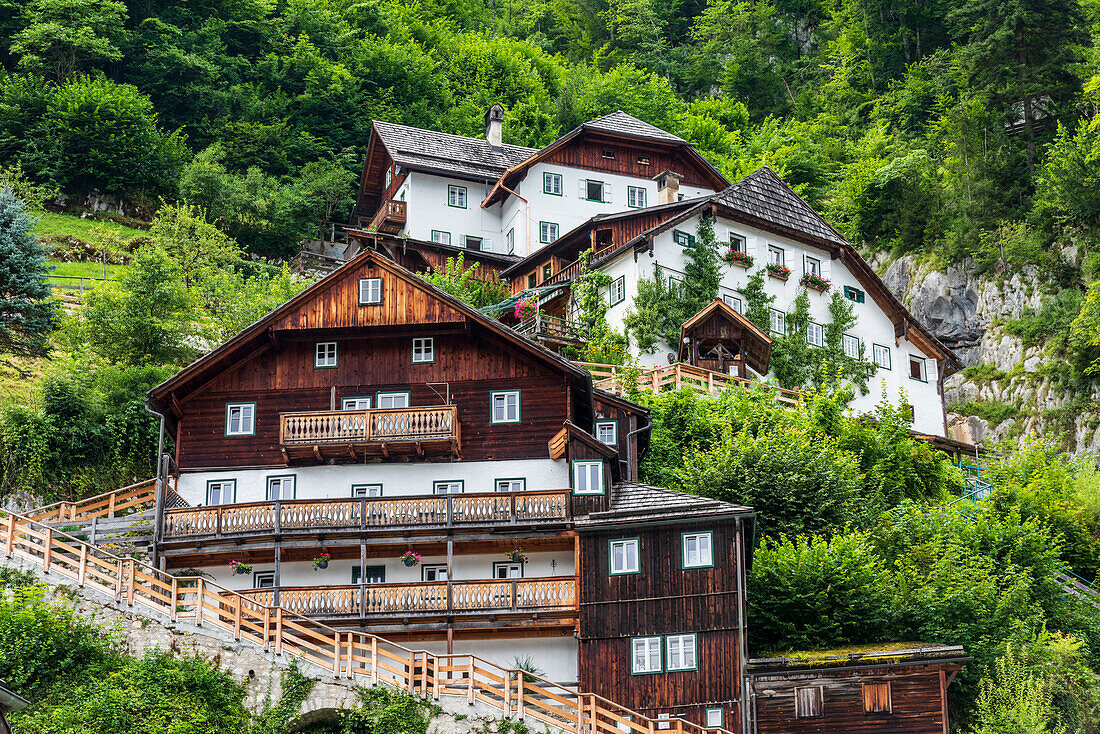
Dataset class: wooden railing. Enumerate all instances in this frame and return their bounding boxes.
[514,313,586,343]
[239,577,577,617]
[27,479,159,524]
[577,362,800,406]
[163,491,569,539]
[368,200,407,234]
[0,508,733,734]
[280,406,459,446]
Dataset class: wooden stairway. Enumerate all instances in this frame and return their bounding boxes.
[2,495,734,734]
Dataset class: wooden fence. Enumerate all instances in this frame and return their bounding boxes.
[577,362,800,405]
[0,508,732,734]
[28,479,158,524]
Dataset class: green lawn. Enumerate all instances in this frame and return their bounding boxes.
[48,260,123,281]
[34,211,147,249]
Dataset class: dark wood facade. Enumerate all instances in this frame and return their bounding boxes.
[578,517,751,731]
[679,300,772,378]
[746,649,968,734]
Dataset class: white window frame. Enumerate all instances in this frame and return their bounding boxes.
[723,294,742,312]
[769,309,786,335]
[490,390,521,424]
[431,230,451,245]
[805,255,822,277]
[342,396,372,410]
[493,562,524,579]
[358,277,382,305]
[631,636,662,674]
[806,322,824,347]
[627,186,646,208]
[315,341,338,368]
[506,228,515,254]
[573,460,605,495]
[609,538,639,575]
[412,337,434,364]
[206,479,236,505]
[433,480,464,495]
[495,478,526,493]
[729,233,747,253]
[768,246,785,266]
[582,179,607,202]
[254,571,275,589]
[705,709,723,729]
[609,276,625,306]
[351,484,382,498]
[448,185,467,208]
[422,564,448,582]
[682,532,714,569]
[873,344,892,370]
[842,334,861,359]
[266,475,296,501]
[543,172,563,195]
[376,391,410,409]
[462,235,483,251]
[595,421,618,446]
[539,221,559,244]
[225,403,255,436]
[665,634,697,671]
[909,354,927,382]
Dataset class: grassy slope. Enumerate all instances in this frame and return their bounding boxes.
[34,211,147,245]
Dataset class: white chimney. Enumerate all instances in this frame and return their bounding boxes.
[485,103,504,150]
[655,170,683,205]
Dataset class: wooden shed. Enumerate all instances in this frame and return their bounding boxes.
[745,645,968,734]
[678,300,772,378]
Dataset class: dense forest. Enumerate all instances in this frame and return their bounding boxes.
[4,0,1100,731]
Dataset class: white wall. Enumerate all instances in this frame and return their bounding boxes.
[176,458,570,506]
[401,173,504,252]
[417,636,579,684]
[600,213,947,436]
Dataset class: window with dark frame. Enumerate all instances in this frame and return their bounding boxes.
[353,565,386,584]
[909,355,927,381]
[795,687,824,718]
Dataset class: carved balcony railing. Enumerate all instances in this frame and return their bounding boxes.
[368,200,407,234]
[513,313,586,346]
[238,577,577,618]
[161,491,571,539]
[279,406,460,462]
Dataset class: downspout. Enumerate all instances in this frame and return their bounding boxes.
[499,184,531,256]
[144,399,168,566]
[622,412,652,483]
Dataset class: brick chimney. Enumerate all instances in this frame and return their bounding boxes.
[485,104,504,150]
[654,170,683,205]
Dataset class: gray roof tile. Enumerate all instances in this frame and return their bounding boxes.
[716,167,846,246]
[577,482,752,525]
[374,121,537,180]
[582,111,687,144]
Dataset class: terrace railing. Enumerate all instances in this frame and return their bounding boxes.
[577,362,800,406]
[0,507,733,734]
[239,577,577,617]
[28,479,158,524]
[280,406,458,446]
[163,491,569,539]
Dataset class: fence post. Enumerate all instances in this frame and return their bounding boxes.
[262,608,271,651]
[407,651,415,694]
[195,579,205,626]
[116,559,125,602]
[333,631,341,678]
[108,492,116,518]
[127,560,137,606]
[371,637,378,686]
[504,672,511,717]
[467,658,475,705]
[517,676,525,720]
[42,528,52,573]
[274,608,283,655]
[4,516,14,558]
[78,543,87,587]
[170,577,178,623]
[432,655,440,700]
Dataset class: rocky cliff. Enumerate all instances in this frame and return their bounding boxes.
[874,252,1100,454]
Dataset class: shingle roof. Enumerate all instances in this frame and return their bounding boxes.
[583,111,687,144]
[373,121,537,180]
[576,482,752,526]
[715,167,846,247]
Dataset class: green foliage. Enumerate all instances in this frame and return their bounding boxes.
[0,186,57,363]
[338,685,439,734]
[564,249,628,364]
[969,646,1065,734]
[768,289,814,389]
[11,0,127,81]
[681,213,722,317]
[1005,288,1084,351]
[623,263,680,353]
[949,399,1021,426]
[247,663,315,734]
[420,253,511,309]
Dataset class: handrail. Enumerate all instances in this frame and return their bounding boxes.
[0,507,733,734]
[162,490,571,539]
[280,406,458,446]
[576,361,801,405]
[27,479,159,524]
[238,577,578,617]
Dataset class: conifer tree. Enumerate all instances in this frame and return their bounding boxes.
[0,186,57,364]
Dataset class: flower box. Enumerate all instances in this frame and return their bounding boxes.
[799,272,831,292]
[766,263,791,281]
[724,250,753,268]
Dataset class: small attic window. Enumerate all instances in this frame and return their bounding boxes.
[602,149,615,159]
[637,156,650,165]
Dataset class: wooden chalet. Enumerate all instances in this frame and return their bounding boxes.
[678,300,772,378]
[745,646,969,734]
[0,680,27,734]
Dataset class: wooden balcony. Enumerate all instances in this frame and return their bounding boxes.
[238,577,577,620]
[279,406,460,463]
[368,200,407,234]
[578,361,801,405]
[162,491,571,540]
[513,313,586,347]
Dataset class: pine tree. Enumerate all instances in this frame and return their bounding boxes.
[0,186,57,364]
